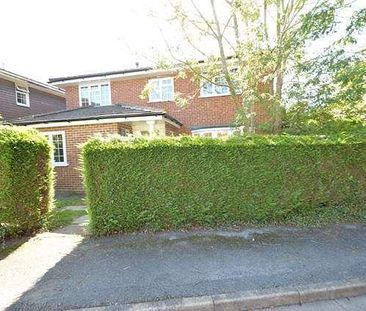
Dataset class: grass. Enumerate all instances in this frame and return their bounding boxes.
[46,209,87,231]
[55,195,86,209]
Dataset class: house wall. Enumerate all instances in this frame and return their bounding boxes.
[36,123,131,194]
[62,74,270,130]
[0,78,65,122]
[34,120,181,194]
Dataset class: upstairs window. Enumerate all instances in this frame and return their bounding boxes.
[149,77,174,102]
[79,82,110,107]
[201,76,230,97]
[44,131,67,166]
[16,85,30,107]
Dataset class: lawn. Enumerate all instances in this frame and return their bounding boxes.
[55,195,86,209]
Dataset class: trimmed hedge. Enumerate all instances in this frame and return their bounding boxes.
[82,135,366,235]
[0,126,54,238]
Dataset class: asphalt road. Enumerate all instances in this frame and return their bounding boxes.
[3,224,366,310]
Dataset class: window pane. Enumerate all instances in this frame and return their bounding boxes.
[161,79,172,86]
[90,85,101,106]
[202,82,213,96]
[215,76,229,94]
[16,91,27,105]
[149,80,160,101]
[162,84,173,100]
[100,84,110,106]
[80,87,89,107]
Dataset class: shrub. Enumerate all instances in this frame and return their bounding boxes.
[82,134,366,235]
[0,126,54,238]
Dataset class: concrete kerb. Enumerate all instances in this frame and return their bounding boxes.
[69,279,366,311]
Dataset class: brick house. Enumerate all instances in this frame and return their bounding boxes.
[0,68,65,122]
[15,66,270,193]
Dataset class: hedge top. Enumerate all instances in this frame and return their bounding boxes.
[83,133,366,152]
[0,126,49,146]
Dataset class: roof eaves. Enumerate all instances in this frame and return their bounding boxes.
[13,111,166,126]
[48,67,154,83]
[0,68,65,96]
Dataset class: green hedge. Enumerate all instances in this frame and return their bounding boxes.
[82,135,366,235]
[0,126,54,238]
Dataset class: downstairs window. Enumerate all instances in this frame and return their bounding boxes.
[44,131,67,166]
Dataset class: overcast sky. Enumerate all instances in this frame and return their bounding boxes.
[0,0,364,83]
[0,0,171,82]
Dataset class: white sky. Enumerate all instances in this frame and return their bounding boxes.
[0,0,171,82]
[0,0,364,83]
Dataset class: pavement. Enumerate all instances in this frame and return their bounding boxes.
[265,295,366,310]
[1,221,366,310]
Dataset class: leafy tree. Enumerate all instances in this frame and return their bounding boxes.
[284,7,366,134]
[150,0,365,134]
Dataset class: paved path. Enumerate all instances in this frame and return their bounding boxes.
[265,295,366,310]
[0,214,89,310]
[1,224,366,310]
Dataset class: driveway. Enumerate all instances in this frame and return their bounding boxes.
[1,223,366,310]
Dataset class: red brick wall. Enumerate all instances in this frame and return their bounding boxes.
[63,85,79,109]
[63,75,270,129]
[36,123,132,194]
[165,122,181,136]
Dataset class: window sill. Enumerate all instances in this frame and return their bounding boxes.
[199,93,231,98]
[53,163,69,167]
[16,103,30,108]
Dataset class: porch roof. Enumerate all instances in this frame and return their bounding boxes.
[13,104,182,126]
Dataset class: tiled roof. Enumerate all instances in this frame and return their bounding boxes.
[13,104,182,126]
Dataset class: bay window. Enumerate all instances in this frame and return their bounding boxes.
[192,127,235,138]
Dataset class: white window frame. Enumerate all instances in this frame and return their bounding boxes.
[78,81,111,107]
[148,77,174,102]
[191,127,235,138]
[15,85,30,107]
[44,131,68,167]
[200,76,231,98]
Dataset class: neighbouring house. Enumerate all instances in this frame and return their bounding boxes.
[0,68,65,122]
[14,66,270,193]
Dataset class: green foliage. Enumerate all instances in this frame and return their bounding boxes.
[55,196,86,209]
[284,53,366,134]
[284,5,366,134]
[82,135,366,235]
[0,126,54,238]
